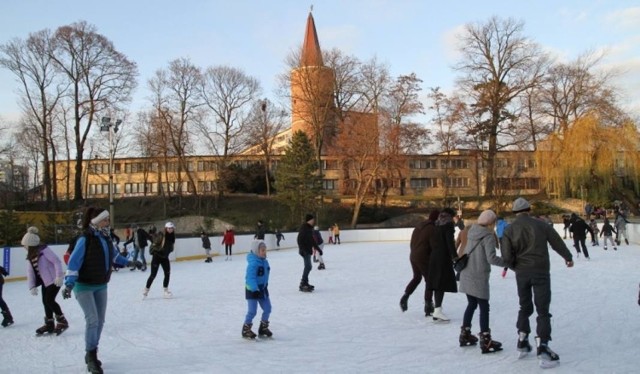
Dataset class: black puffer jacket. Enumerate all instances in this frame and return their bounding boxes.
[297,222,315,256]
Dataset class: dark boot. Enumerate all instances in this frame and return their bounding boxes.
[317,263,325,270]
[258,320,273,338]
[479,331,503,354]
[459,326,478,347]
[35,317,55,335]
[242,323,256,339]
[399,293,409,312]
[85,349,103,373]
[55,314,69,334]
[1,310,14,327]
[517,331,532,356]
[424,300,434,317]
[299,281,314,292]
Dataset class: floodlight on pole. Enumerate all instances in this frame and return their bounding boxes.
[100,116,121,228]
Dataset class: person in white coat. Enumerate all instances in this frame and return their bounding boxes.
[458,210,505,354]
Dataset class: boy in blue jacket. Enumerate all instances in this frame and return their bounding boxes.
[242,241,272,339]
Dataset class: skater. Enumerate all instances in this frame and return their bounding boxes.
[275,229,285,248]
[22,226,68,336]
[588,219,600,246]
[328,225,334,244]
[501,197,574,368]
[0,265,14,327]
[254,220,266,240]
[600,218,617,251]
[312,226,326,270]
[144,222,176,298]
[458,210,505,353]
[614,213,629,246]
[569,213,594,259]
[124,224,150,271]
[63,207,131,374]
[201,231,213,263]
[242,241,272,339]
[222,226,235,261]
[297,214,318,292]
[426,208,458,322]
[333,223,341,244]
[562,215,571,239]
[399,210,439,316]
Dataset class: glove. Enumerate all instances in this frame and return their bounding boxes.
[54,277,63,287]
[0,266,7,276]
[62,286,73,299]
[501,268,508,278]
[30,287,38,296]
[251,291,261,298]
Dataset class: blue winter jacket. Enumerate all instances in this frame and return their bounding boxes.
[245,251,270,299]
[496,219,509,239]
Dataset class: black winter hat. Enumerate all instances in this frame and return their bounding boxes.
[305,214,315,222]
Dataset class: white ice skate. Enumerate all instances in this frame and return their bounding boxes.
[432,307,450,323]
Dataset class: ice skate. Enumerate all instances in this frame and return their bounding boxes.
[517,332,532,359]
[258,320,273,338]
[142,287,149,299]
[242,323,257,339]
[1,310,14,327]
[85,349,103,373]
[299,281,314,292]
[399,293,409,312]
[35,317,55,335]
[536,337,560,369]
[479,331,502,354]
[163,287,173,298]
[625,239,629,245]
[424,300,434,317]
[432,307,450,323]
[54,314,69,335]
[318,263,325,270]
[459,326,478,347]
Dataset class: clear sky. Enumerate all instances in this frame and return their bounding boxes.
[1,0,639,127]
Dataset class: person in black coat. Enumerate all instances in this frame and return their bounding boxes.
[569,213,594,259]
[296,214,317,292]
[427,207,458,322]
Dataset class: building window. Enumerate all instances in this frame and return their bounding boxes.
[322,179,337,190]
[440,159,468,169]
[409,159,437,169]
[410,178,438,189]
[322,160,339,170]
[444,177,469,188]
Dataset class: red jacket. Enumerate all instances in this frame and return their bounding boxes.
[222,230,235,245]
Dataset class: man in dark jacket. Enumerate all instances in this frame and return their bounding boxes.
[501,197,573,367]
[296,214,317,292]
[569,213,594,259]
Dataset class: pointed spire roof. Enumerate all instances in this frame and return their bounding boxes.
[300,11,324,67]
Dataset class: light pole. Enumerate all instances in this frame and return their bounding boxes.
[100,117,122,227]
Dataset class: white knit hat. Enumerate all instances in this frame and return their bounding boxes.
[251,241,266,254]
[21,226,40,247]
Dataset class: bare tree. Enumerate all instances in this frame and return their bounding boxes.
[0,29,67,208]
[454,16,547,196]
[50,21,137,201]
[244,99,288,196]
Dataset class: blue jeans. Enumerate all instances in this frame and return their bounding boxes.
[132,245,147,265]
[244,297,272,324]
[301,253,312,283]
[75,287,108,352]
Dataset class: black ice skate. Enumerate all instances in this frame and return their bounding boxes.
[479,331,502,354]
[1,310,14,327]
[517,332,532,358]
[258,320,273,338]
[399,293,409,312]
[536,337,560,369]
[459,327,478,347]
[54,314,69,335]
[424,300,434,317]
[317,263,325,270]
[242,323,257,339]
[85,349,103,373]
[35,317,55,335]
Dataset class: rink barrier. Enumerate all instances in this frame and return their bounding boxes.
[2,223,638,282]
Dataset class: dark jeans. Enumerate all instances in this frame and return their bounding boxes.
[516,272,552,343]
[225,244,233,256]
[41,284,63,318]
[463,294,490,332]
[300,253,312,283]
[404,260,432,303]
[146,255,171,288]
[573,236,589,258]
[0,282,8,312]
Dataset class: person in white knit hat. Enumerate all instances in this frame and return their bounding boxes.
[144,221,176,299]
[22,226,68,336]
[457,209,506,353]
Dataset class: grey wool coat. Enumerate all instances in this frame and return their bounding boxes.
[458,224,505,300]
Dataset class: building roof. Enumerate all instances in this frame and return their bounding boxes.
[300,11,324,67]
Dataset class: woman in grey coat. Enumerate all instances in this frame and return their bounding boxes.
[458,209,505,354]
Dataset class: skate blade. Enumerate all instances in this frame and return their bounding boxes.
[481,347,503,354]
[55,328,68,336]
[517,350,530,359]
[538,358,560,369]
[432,318,450,324]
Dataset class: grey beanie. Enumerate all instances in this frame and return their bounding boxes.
[512,197,531,212]
[21,226,41,247]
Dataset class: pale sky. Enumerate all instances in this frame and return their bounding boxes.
[1,0,639,128]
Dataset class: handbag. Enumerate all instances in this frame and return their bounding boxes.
[454,240,481,280]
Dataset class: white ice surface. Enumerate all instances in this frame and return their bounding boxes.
[1,239,639,373]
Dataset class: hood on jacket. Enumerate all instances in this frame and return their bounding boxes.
[466,223,494,242]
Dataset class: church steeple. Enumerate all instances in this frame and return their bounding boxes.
[300,11,324,67]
